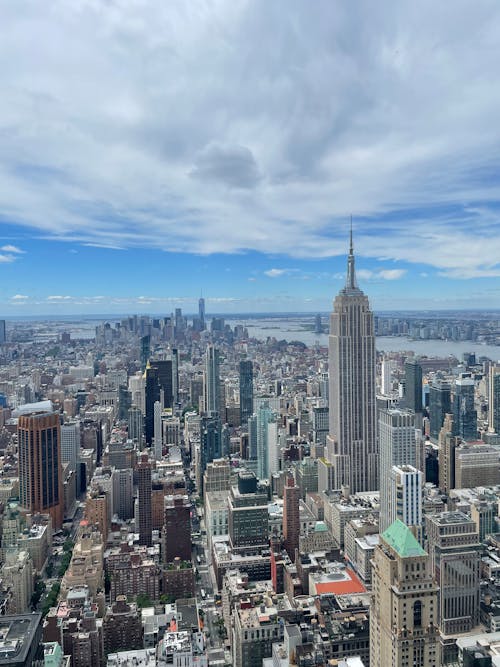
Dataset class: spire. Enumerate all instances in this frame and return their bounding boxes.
[346,216,358,290]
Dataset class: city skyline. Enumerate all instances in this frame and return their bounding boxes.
[2,2,500,314]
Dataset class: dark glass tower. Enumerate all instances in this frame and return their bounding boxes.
[198,297,206,330]
[137,454,152,547]
[405,358,423,413]
[200,415,222,493]
[429,379,451,441]
[453,373,477,441]
[239,360,253,426]
[144,359,174,444]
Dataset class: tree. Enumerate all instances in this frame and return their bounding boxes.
[136,593,153,608]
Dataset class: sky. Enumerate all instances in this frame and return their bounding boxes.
[2,1,500,315]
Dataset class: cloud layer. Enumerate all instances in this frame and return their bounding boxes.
[1,1,500,277]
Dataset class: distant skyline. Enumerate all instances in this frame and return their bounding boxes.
[2,2,500,314]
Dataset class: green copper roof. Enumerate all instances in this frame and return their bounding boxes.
[381,520,426,558]
[314,521,328,533]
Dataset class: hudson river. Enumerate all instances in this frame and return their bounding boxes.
[229,318,500,361]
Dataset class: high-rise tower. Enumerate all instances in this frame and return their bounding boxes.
[239,360,253,426]
[198,296,206,330]
[18,410,63,529]
[137,454,152,547]
[204,345,221,415]
[326,230,378,493]
[379,408,419,533]
[283,473,300,560]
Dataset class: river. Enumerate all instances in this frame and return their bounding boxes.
[228,318,500,361]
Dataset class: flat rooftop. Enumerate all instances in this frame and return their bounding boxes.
[0,614,41,665]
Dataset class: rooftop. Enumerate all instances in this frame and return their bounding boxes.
[0,614,41,665]
[381,520,426,558]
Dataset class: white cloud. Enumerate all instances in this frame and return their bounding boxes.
[0,2,500,275]
[378,269,407,281]
[47,295,72,300]
[357,268,407,281]
[1,245,24,253]
[10,294,28,299]
[0,254,16,263]
[264,269,288,278]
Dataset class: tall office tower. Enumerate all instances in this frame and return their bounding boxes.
[379,408,418,533]
[162,496,191,563]
[228,472,269,552]
[239,360,253,426]
[405,358,423,412]
[153,400,162,459]
[198,296,206,330]
[370,520,439,667]
[127,405,143,442]
[137,454,152,547]
[429,378,451,441]
[111,468,134,520]
[200,414,222,491]
[171,348,179,405]
[247,414,258,459]
[283,473,300,559]
[256,401,276,480]
[174,307,184,334]
[312,405,329,445]
[128,372,145,413]
[426,512,480,643]
[488,364,500,433]
[144,359,174,445]
[0,319,5,344]
[380,358,392,395]
[326,232,378,493]
[204,345,221,414]
[140,335,150,371]
[388,464,423,540]
[438,413,457,493]
[18,410,63,529]
[453,373,477,441]
[60,421,80,471]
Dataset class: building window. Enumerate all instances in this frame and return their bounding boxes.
[413,600,422,627]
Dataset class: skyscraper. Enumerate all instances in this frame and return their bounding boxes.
[60,420,80,471]
[144,358,174,444]
[426,511,480,640]
[204,345,221,415]
[283,473,300,560]
[256,401,276,480]
[0,320,5,344]
[370,520,439,667]
[405,358,423,413]
[163,496,191,563]
[326,231,378,493]
[488,364,500,433]
[388,464,423,540]
[379,408,418,533]
[199,414,222,492]
[429,379,451,441]
[18,410,63,529]
[137,454,152,547]
[198,296,206,330]
[453,373,477,441]
[239,360,253,426]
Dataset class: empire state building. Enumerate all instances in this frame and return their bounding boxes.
[326,232,378,493]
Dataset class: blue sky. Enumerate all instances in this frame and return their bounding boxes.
[2,1,500,315]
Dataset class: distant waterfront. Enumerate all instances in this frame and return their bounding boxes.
[9,314,500,361]
[229,318,500,360]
